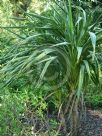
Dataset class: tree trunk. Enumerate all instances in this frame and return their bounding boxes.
[70,100,79,136]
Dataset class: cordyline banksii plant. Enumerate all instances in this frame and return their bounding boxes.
[0,0,102,135]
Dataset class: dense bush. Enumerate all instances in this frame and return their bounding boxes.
[0,88,60,136]
[85,93,102,108]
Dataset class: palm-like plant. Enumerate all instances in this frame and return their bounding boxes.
[1,0,102,135]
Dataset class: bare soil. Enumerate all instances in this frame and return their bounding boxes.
[78,109,102,136]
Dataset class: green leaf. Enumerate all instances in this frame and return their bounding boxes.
[77,47,83,63]
[89,32,96,52]
[36,57,56,88]
[83,60,90,78]
[77,65,85,99]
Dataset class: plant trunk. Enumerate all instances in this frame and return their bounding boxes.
[70,100,79,136]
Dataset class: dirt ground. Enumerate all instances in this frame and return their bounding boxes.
[79,109,102,136]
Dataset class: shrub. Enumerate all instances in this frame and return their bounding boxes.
[85,93,102,108]
[0,88,49,136]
